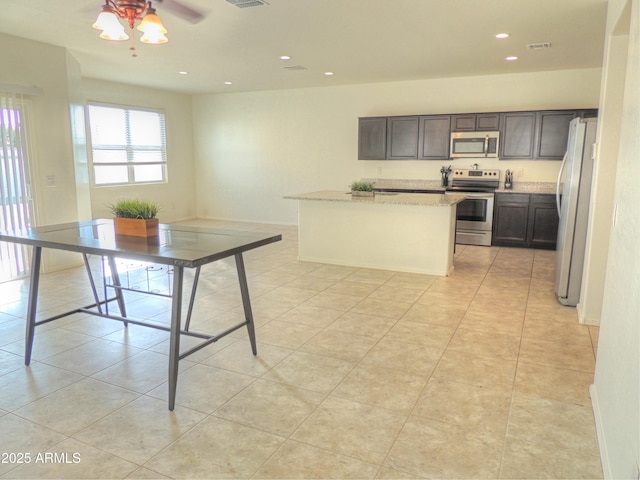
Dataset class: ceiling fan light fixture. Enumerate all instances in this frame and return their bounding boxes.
[93,0,168,44]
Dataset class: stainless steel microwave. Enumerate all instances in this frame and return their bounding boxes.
[450,131,500,158]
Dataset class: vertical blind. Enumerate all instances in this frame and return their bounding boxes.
[0,91,35,281]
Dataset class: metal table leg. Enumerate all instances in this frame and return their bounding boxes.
[24,246,42,365]
[168,265,184,411]
[82,254,103,314]
[184,266,201,332]
[235,253,257,356]
[107,257,128,327]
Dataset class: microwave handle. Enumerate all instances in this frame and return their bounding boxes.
[484,135,489,157]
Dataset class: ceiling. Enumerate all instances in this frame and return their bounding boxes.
[0,0,608,95]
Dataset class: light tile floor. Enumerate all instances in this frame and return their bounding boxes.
[0,219,602,479]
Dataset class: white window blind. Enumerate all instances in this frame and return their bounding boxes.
[88,103,167,185]
[0,91,35,281]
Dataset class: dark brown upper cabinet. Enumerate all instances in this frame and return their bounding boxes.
[358,117,387,160]
[386,116,420,160]
[500,109,598,160]
[451,115,476,132]
[452,113,500,131]
[499,112,537,159]
[359,109,597,161]
[536,111,578,160]
[476,113,501,131]
[418,115,451,160]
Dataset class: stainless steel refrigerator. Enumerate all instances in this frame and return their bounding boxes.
[554,117,598,306]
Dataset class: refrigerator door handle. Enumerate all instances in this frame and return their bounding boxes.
[556,151,568,216]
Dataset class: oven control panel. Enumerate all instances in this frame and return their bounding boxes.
[451,169,500,179]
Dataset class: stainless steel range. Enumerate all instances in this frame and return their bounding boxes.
[445,168,500,246]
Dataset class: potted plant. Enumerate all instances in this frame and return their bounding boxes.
[108,198,160,237]
[350,180,375,197]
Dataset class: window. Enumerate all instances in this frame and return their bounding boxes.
[87,103,167,185]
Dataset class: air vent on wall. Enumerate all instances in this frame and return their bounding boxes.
[282,65,307,71]
[226,0,269,7]
[527,42,552,50]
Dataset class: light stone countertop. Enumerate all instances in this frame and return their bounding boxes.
[284,190,467,207]
[362,178,558,195]
[495,182,558,194]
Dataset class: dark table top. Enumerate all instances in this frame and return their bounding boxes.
[0,219,282,268]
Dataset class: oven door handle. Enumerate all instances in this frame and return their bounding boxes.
[446,191,494,198]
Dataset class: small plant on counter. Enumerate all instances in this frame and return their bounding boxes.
[108,198,160,220]
[350,180,375,198]
[350,181,375,192]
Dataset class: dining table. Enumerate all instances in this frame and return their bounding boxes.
[0,219,282,410]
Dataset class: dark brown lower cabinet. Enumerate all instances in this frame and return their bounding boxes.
[492,193,559,249]
[527,195,559,249]
[492,194,530,246]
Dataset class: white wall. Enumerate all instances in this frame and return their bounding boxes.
[590,1,640,478]
[81,79,196,223]
[193,68,600,225]
[580,1,631,327]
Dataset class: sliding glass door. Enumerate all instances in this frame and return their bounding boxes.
[0,92,35,282]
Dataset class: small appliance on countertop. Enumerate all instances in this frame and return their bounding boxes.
[504,169,513,189]
[440,165,452,187]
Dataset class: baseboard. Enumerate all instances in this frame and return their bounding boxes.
[194,214,298,227]
[590,383,611,478]
[577,301,601,326]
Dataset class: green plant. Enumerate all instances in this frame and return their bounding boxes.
[108,199,159,220]
[350,181,375,192]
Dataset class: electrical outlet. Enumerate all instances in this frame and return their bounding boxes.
[377,167,383,175]
[46,175,56,187]
[516,169,524,178]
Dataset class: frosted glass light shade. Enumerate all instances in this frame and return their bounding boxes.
[140,31,168,43]
[93,11,120,30]
[100,27,130,41]
[137,12,167,33]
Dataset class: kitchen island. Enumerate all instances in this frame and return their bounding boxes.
[284,190,466,276]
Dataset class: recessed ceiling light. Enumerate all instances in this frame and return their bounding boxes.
[280,55,291,60]
[224,81,233,85]
[324,72,334,76]
[496,33,510,39]
[506,56,519,61]
[179,71,189,75]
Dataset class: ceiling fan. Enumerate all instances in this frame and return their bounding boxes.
[153,0,205,24]
[93,0,205,43]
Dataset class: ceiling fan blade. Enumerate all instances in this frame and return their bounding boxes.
[155,0,206,23]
